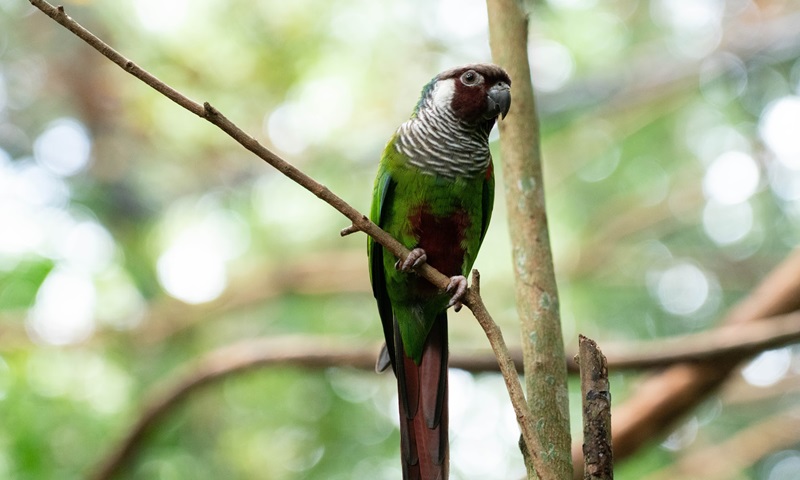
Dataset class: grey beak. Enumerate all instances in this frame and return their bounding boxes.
[486,82,511,119]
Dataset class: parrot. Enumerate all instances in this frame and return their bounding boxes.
[368,63,511,479]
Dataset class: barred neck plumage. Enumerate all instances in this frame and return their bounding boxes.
[394,96,492,180]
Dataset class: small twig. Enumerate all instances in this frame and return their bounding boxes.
[577,335,613,480]
[339,224,360,237]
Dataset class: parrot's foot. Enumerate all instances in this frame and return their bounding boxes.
[395,248,427,272]
[446,275,468,312]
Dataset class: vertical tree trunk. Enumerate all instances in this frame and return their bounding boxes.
[486,1,573,478]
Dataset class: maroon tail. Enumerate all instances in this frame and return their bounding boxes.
[394,313,449,480]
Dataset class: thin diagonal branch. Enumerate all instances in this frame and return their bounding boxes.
[27,0,539,474]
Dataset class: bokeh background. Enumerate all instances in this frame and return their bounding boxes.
[3,0,800,478]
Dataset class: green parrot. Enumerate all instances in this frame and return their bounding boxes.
[368,63,511,479]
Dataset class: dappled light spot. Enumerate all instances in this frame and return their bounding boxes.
[157,240,227,304]
[134,0,188,33]
[661,416,698,451]
[285,380,334,423]
[650,262,710,316]
[682,106,751,165]
[547,0,598,10]
[702,151,760,205]
[94,266,146,331]
[12,160,70,207]
[60,220,116,274]
[741,348,791,387]
[33,118,91,177]
[0,201,45,261]
[760,450,800,480]
[530,40,575,93]
[650,0,723,58]
[154,201,249,304]
[702,199,753,246]
[760,95,800,169]
[25,349,132,415]
[450,373,526,479]
[571,121,620,183]
[327,368,380,404]
[768,160,800,201]
[429,0,488,42]
[266,103,311,155]
[578,147,620,183]
[447,368,476,430]
[26,268,96,345]
[742,66,791,117]
[3,55,46,111]
[699,53,748,107]
[283,431,325,473]
[252,175,338,245]
[265,76,355,155]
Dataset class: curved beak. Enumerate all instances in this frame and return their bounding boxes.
[486,82,511,120]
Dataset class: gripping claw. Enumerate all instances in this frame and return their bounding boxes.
[395,248,427,272]
[446,275,468,312]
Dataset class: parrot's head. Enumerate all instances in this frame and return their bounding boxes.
[416,63,511,129]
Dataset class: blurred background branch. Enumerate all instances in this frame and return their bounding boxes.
[590,247,800,474]
[97,303,800,478]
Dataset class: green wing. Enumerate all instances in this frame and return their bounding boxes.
[368,164,397,369]
[479,161,495,245]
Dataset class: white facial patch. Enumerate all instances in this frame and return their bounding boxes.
[431,78,455,111]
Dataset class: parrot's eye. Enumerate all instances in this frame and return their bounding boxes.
[460,70,481,86]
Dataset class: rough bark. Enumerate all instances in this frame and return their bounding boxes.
[577,336,613,480]
[486,0,572,478]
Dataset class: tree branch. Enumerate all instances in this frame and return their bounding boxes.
[7,306,800,373]
[587,310,800,370]
[577,335,613,480]
[27,0,538,475]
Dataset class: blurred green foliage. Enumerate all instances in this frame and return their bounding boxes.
[3,0,800,479]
